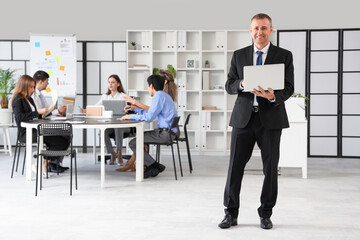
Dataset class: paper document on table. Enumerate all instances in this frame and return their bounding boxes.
[51,89,58,105]
[65,120,85,124]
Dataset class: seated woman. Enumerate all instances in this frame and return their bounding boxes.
[10,75,70,175]
[80,74,130,165]
[118,70,178,172]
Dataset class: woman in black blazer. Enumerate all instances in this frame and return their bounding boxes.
[10,75,70,175]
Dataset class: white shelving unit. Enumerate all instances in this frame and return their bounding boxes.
[127,30,277,155]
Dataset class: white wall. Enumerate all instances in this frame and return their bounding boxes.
[1,0,359,41]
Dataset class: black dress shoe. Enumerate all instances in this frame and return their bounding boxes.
[144,166,160,179]
[260,217,273,229]
[152,162,166,172]
[218,215,237,229]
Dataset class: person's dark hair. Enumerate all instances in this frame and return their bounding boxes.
[147,74,165,91]
[106,74,126,95]
[251,13,272,27]
[33,70,50,83]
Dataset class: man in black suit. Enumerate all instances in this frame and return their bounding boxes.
[218,13,294,230]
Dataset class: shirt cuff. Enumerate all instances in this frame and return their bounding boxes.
[239,81,244,90]
[269,96,276,103]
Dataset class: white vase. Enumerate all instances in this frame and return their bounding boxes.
[291,97,305,110]
[0,108,13,124]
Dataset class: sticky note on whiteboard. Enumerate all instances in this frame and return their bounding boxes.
[56,56,61,62]
[60,66,65,71]
[47,71,53,76]
[45,87,51,93]
[45,50,51,56]
[35,42,40,47]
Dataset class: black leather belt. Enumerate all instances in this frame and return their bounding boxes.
[253,106,259,112]
[158,128,177,136]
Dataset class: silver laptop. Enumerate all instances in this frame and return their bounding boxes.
[243,63,284,92]
[102,100,127,116]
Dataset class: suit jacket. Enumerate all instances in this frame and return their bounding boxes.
[225,43,294,130]
[12,94,40,141]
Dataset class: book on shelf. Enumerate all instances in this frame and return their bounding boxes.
[133,64,148,68]
[202,106,217,110]
[202,71,210,90]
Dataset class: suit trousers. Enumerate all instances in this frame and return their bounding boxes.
[129,129,171,167]
[104,128,131,154]
[223,112,282,219]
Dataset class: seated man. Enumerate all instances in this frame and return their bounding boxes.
[118,74,178,178]
[32,70,69,173]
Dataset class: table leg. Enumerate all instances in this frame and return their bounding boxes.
[136,123,144,182]
[93,129,97,164]
[2,128,6,151]
[100,128,105,188]
[5,127,12,157]
[25,127,33,181]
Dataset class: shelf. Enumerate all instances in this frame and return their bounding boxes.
[202,90,224,93]
[202,50,226,53]
[205,130,225,133]
[202,68,225,71]
[128,68,150,71]
[201,109,225,112]
[128,50,151,53]
[177,68,200,71]
[153,50,175,53]
[178,50,200,53]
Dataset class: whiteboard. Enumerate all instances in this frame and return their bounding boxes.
[30,34,77,97]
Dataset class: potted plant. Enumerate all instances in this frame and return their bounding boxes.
[0,68,16,124]
[131,41,137,50]
[205,60,210,68]
[153,64,177,78]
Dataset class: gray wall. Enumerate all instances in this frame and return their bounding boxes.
[1,0,359,41]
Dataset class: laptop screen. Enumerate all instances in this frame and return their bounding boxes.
[102,100,126,116]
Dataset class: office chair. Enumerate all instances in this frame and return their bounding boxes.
[150,116,183,180]
[10,130,26,178]
[35,123,77,196]
[177,114,193,173]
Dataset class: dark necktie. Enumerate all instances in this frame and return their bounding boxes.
[254,51,263,106]
[256,51,263,65]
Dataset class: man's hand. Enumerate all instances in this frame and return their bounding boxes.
[124,105,135,113]
[121,114,131,120]
[251,86,275,101]
[58,105,66,115]
[124,95,140,107]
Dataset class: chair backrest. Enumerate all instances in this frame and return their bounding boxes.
[183,114,191,138]
[37,123,72,138]
[170,116,181,130]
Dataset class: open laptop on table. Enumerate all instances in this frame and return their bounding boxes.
[102,100,127,117]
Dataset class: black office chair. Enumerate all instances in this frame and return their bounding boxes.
[150,116,183,180]
[177,114,193,173]
[10,130,27,178]
[35,123,77,196]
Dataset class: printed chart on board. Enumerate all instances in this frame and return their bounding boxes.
[30,34,77,97]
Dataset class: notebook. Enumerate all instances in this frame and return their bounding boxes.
[102,100,127,116]
[243,63,285,92]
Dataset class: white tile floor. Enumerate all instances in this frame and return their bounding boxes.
[1,151,360,240]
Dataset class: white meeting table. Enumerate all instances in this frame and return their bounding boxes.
[21,117,144,188]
